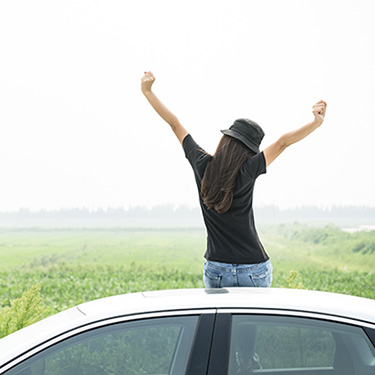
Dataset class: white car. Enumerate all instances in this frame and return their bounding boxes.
[0,288,375,375]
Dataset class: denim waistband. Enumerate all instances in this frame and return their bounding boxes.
[206,259,270,271]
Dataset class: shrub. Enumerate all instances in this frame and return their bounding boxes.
[284,270,305,289]
[0,284,46,338]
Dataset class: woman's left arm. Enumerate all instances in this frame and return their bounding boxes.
[141,71,188,144]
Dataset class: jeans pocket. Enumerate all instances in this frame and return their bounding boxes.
[249,261,273,287]
[204,263,222,288]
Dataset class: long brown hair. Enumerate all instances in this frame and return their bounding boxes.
[201,135,255,214]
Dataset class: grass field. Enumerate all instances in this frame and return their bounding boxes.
[1,224,375,337]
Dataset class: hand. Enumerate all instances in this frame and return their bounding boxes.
[312,100,327,125]
[141,71,155,94]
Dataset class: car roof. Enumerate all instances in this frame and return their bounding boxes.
[79,287,375,323]
[1,288,375,368]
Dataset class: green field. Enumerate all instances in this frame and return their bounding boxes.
[1,224,375,337]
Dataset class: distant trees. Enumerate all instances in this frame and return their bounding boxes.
[277,222,375,255]
[0,205,375,227]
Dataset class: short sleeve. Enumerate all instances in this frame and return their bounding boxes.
[241,151,267,181]
[182,134,211,181]
[183,134,208,166]
[183,134,199,159]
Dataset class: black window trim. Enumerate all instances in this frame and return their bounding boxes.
[216,308,375,330]
[186,313,216,375]
[364,326,375,348]
[207,313,232,375]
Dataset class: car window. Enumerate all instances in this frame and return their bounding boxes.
[6,315,199,375]
[228,315,375,375]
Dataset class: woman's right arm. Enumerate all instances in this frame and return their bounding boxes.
[141,71,188,145]
[264,100,327,167]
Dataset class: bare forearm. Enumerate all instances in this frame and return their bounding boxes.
[264,120,321,167]
[143,90,180,129]
[278,119,321,148]
[141,71,188,144]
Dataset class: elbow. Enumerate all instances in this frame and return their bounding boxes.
[169,116,181,131]
[277,135,288,151]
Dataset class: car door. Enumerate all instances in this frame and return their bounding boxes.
[207,310,375,375]
[1,311,216,375]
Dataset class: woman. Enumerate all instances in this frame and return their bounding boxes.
[141,71,327,288]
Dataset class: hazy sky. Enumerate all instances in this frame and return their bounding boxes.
[0,0,374,211]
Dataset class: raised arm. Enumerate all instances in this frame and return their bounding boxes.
[264,100,327,167]
[141,71,188,144]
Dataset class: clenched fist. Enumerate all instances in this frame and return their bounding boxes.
[141,71,156,94]
[312,100,327,126]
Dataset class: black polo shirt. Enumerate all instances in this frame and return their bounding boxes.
[183,134,269,264]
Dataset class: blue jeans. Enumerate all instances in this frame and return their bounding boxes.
[203,259,273,288]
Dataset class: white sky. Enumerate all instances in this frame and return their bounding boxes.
[0,0,374,211]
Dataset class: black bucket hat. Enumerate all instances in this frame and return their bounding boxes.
[221,118,265,154]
